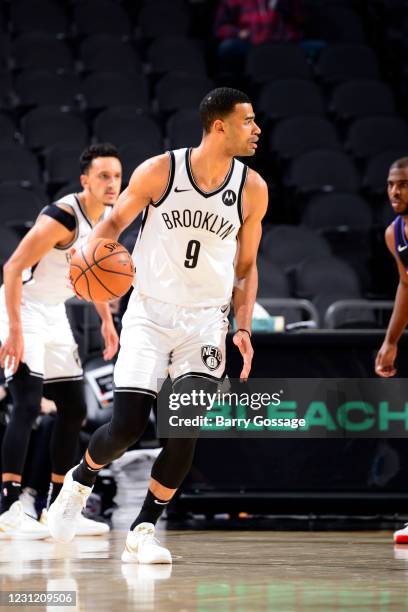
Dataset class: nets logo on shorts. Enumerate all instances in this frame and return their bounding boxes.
[201,345,222,371]
[222,190,236,206]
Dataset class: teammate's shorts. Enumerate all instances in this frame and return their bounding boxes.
[114,290,230,396]
[0,292,83,382]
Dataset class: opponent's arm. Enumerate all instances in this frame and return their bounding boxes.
[89,154,171,242]
[375,224,408,377]
[0,212,75,372]
[233,170,268,379]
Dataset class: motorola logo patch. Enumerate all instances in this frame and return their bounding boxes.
[222,190,236,206]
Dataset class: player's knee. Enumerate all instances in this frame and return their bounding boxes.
[7,363,43,424]
[45,380,87,424]
[108,390,153,449]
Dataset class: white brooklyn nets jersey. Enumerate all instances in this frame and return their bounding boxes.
[133,147,248,307]
[21,194,110,305]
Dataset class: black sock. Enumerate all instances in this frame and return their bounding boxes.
[73,458,100,488]
[130,489,170,531]
[1,481,21,513]
[47,482,63,508]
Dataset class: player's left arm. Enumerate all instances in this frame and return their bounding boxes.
[233,170,268,379]
[93,302,119,361]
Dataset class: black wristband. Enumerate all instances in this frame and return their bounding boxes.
[236,328,252,338]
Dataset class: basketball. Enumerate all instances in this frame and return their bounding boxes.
[70,238,135,302]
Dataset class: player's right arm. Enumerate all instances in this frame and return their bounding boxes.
[89,154,170,242]
[375,223,408,377]
[0,211,75,373]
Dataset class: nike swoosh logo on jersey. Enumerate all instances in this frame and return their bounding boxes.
[174,187,192,193]
[221,305,229,313]
[398,245,408,252]
[154,499,169,505]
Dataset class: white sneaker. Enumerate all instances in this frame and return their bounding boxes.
[20,487,37,519]
[121,522,172,564]
[0,501,49,540]
[40,508,109,537]
[394,524,408,544]
[47,466,93,543]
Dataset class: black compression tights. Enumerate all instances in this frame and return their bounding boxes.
[2,364,87,477]
[88,378,217,490]
[45,380,87,475]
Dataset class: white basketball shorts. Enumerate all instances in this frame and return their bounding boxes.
[0,291,83,382]
[114,290,230,396]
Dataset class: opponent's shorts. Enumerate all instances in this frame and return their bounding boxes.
[0,293,83,383]
[114,290,230,396]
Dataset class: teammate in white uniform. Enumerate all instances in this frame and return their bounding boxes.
[0,144,120,539]
[48,88,268,562]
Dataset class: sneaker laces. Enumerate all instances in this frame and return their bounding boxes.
[59,485,88,521]
[137,527,162,548]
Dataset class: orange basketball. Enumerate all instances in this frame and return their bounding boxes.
[70,238,135,302]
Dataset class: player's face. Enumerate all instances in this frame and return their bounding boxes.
[81,157,122,205]
[224,103,261,157]
[387,167,408,216]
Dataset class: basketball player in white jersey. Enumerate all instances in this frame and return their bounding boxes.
[0,144,120,539]
[48,88,268,562]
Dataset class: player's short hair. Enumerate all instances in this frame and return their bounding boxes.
[79,143,120,174]
[390,157,408,171]
[199,87,251,133]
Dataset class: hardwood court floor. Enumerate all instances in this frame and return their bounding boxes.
[1,530,407,611]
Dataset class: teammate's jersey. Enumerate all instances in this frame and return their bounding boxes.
[394,215,408,269]
[20,194,110,305]
[133,147,248,307]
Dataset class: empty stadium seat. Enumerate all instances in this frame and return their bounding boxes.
[10,0,67,36]
[94,107,162,148]
[286,150,359,194]
[0,227,20,265]
[166,109,202,149]
[119,142,164,184]
[245,43,310,84]
[14,71,81,110]
[346,116,408,160]
[331,79,396,123]
[0,114,16,143]
[83,72,149,113]
[301,193,373,231]
[156,73,214,114]
[270,116,341,160]
[261,225,331,271]
[258,79,324,121]
[79,35,143,74]
[0,184,42,226]
[316,44,380,85]
[0,144,40,185]
[138,4,190,39]
[11,33,74,72]
[21,107,88,150]
[73,0,132,37]
[148,37,206,76]
[44,144,82,190]
[294,256,362,322]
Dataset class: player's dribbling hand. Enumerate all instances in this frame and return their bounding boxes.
[375,341,397,377]
[233,330,254,380]
[101,320,119,361]
[0,330,24,374]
